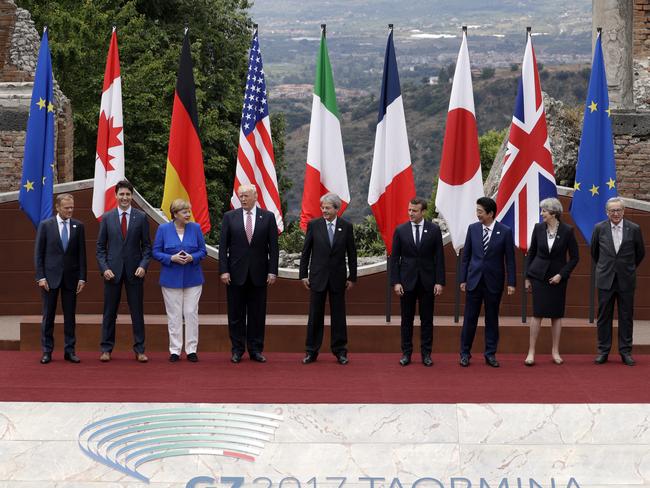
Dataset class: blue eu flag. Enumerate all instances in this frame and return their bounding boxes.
[570,33,617,243]
[18,28,55,228]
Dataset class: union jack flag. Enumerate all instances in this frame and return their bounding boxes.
[496,32,556,252]
[231,28,284,232]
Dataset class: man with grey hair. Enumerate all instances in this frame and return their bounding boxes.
[591,197,645,366]
[219,184,279,363]
[299,192,357,364]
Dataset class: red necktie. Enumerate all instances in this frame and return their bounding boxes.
[245,211,253,243]
[121,212,127,239]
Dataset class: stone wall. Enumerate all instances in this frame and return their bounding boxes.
[0,0,74,193]
[634,0,650,110]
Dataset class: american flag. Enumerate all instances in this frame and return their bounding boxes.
[496,32,556,252]
[231,28,284,232]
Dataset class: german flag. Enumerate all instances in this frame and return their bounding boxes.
[161,29,211,233]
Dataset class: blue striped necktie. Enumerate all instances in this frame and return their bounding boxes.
[482,226,489,253]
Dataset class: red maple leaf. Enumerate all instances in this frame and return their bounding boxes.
[96,111,122,172]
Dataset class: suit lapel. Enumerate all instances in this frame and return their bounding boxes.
[52,218,64,252]
[604,221,616,253]
[250,208,264,244]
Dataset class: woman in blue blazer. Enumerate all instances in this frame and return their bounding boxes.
[153,199,207,362]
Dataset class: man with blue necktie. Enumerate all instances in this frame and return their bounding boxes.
[459,197,516,368]
[34,193,87,364]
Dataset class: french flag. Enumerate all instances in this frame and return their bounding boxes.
[435,29,483,253]
[368,28,416,254]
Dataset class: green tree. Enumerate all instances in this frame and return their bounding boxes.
[18,0,253,243]
[480,67,495,80]
[478,128,508,180]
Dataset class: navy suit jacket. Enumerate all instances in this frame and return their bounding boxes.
[591,219,645,292]
[460,221,516,294]
[390,220,445,292]
[96,207,152,282]
[35,216,87,289]
[218,207,279,287]
[299,217,357,293]
[152,221,206,288]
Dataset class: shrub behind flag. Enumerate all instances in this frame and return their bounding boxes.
[231,28,284,232]
[435,30,483,253]
[19,28,55,228]
[570,33,617,243]
[161,30,211,234]
[300,27,349,231]
[92,28,124,220]
[368,28,415,254]
[496,31,556,252]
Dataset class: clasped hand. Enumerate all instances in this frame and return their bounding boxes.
[171,251,193,265]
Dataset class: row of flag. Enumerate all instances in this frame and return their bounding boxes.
[19,25,617,256]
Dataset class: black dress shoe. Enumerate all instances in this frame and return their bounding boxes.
[251,353,267,363]
[231,353,242,363]
[64,353,81,363]
[169,353,180,362]
[40,353,52,364]
[187,353,199,362]
[422,354,433,367]
[399,354,411,366]
[302,353,318,364]
[621,354,636,366]
[594,354,608,364]
[459,355,470,367]
[336,354,349,365]
[485,356,500,368]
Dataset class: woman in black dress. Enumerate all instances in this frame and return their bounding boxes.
[524,198,579,366]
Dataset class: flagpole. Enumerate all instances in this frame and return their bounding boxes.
[521,254,528,323]
[385,22,393,324]
[454,251,461,323]
[588,26,603,324]
[385,260,391,323]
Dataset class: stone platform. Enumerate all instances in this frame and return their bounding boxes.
[8,314,650,354]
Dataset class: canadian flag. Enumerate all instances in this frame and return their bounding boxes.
[435,30,483,252]
[92,28,125,219]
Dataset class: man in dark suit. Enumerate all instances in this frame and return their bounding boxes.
[34,193,87,364]
[219,184,279,363]
[459,197,516,367]
[96,180,152,362]
[390,197,445,367]
[299,193,357,365]
[591,197,645,366]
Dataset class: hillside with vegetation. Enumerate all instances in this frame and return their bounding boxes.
[274,65,591,223]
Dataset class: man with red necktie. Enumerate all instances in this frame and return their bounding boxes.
[96,180,152,363]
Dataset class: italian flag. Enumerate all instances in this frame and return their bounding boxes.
[299,27,349,231]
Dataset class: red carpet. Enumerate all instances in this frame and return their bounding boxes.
[0,351,648,403]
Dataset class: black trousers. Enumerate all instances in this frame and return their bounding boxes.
[100,269,146,354]
[400,279,434,356]
[227,276,267,355]
[597,277,635,355]
[41,284,77,353]
[306,285,348,356]
[460,278,502,358]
